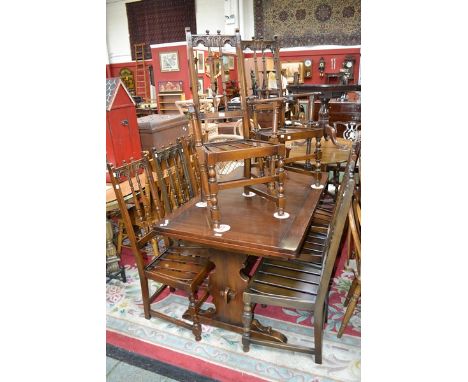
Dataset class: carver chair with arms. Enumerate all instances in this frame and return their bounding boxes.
[241,37,325,187]
[185,27,288,231]
[242,168,355,364]
[107,156,214,341]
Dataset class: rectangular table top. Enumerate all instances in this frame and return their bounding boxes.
[153,171,328,259]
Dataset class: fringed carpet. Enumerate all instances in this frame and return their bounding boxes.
[107,245,360,382]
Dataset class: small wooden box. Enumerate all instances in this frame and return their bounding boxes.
[138,114,190,150]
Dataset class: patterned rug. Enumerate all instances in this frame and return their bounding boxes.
[106,247,360,382]
[254,0,361,47]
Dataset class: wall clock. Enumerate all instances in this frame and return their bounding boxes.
[342,56,356,79]
[304,59,312,78]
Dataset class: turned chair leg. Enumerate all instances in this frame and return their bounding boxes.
[116,220,124,254]
[242,301,253,352]
[338,282,360,338]
[140,277,151,320]
[150,238,159,257]
[314,309,324,364]
[344,277,358,307]
[189,292,202,341]
[277,156,286,215]
[207,164,221,229]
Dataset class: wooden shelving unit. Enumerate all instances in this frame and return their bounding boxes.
[157,92,185,114]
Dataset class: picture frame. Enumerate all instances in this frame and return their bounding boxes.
[196,51,204,74]
[281,61,305,84]
[159,51,179,72]
[197,78,204,95]
[222,55,235,70]
[158,80,183,93]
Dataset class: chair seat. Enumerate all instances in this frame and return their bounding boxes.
[255,127,322,142]
[203,138,284,164]
[145,246,214,292]
[245,258,323,309]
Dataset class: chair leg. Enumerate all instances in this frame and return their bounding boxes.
[242,301,253,352]
[338,282,360,338]
[189,292,202,341]
[150,238,159,257]
[207,164,221,229]
[140,277,151,320]
[314,309,324,364]
[116,220,124,254]
[344,277,358,307]
[277,156,286,215]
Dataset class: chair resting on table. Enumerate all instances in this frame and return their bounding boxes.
[185,28,288,231]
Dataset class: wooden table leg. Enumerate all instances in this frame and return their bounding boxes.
[185,250,286,344]
[106,217,126,283]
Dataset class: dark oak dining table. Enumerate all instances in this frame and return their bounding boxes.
[153,169,328,343]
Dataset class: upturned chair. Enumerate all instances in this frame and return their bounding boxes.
[241,37,325,187]
[337,194,361,338]
[242,174,355,364]
[185,28,288,231]
[107,156,214,341]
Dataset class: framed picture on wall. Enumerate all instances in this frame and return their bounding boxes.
[281,61,305,84]
[222,55,235,70]
[196,51,204,74]
[159,51,179,72]
[158,80,183,93]
[197,78,204,95]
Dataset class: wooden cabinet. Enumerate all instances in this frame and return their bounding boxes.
[138,114,190,150]
[313,100,360,123]
[157,92,185,114]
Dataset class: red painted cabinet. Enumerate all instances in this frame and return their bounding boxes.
[106,78,142,170]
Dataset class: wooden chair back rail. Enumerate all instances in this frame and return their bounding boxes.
[242,163,356,364]
[150,139,196,214]
[107,157,163,260]
[241,37,282,99]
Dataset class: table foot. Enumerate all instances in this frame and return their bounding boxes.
[273,211,290,219]
[213,224,231,233]
[311,184,324,189]
[183,311,287,344]
[242,191,256,198]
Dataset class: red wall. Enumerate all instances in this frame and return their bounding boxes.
[106,46,361,100]
[106,60,153,98]
[151,44,191,97]
[245,47,361,85]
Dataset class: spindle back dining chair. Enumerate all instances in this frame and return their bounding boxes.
[185,27,288,231]
[242,173,355,364]
[107,156,214,341]
[241,37,325,186]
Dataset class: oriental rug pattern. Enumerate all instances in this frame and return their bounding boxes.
[106,252,360,382]
[254,0,361,47]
